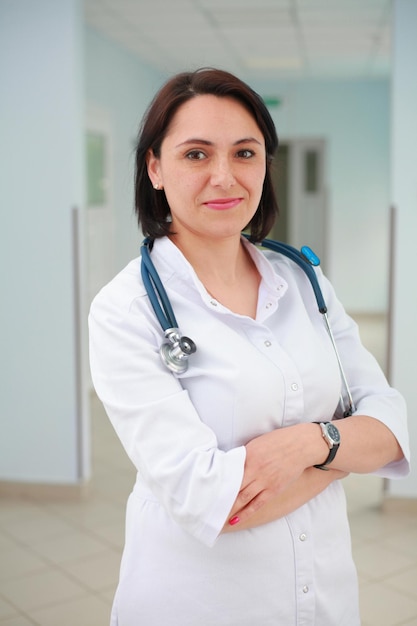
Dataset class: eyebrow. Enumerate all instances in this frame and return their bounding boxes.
[175,137,263,148]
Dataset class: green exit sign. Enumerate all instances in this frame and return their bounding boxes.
[263,96,282,108]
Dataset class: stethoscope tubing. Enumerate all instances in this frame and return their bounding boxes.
[251,237,355,416]
[140,235,355,416]
[322,312,355,417]
[141,238,179,331]
[249,236,327,314]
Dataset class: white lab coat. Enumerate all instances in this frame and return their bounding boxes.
[89,236,409,626]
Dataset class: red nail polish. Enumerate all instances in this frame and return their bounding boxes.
[229,516,240,526]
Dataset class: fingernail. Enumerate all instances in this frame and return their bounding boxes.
[229,516,240,526]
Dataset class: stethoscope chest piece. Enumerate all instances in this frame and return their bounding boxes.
[160,328,197,374]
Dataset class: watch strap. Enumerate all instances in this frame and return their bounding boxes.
[314,445,338,471]
[313,421,340,471]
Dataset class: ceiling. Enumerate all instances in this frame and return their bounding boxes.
[84,0,392,82]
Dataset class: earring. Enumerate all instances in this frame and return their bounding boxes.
[154,183,159,190]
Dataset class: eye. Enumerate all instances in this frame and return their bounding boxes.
[185,149,207,161]
[236,149,255,159]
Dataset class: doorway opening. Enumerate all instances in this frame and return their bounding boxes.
[268,138,328,271]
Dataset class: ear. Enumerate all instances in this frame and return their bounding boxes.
[146,149,162,189]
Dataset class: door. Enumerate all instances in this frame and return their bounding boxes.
[269,139,327,270]
[289,139,327,269]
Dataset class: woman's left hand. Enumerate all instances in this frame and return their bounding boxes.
[224,466,348,532]
[229,423,327,525]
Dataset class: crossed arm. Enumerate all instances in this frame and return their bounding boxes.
[222,415,403,533]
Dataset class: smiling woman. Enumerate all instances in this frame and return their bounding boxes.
[88,68,409,626]
[146,95,266,249]
[135,68,278,242]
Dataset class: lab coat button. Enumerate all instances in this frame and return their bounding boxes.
[299,533,307,541]
[291,383,299,391]
[303,586,309,594]
[264,340,272,347]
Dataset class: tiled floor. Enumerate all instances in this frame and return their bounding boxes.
[0,315,416,625]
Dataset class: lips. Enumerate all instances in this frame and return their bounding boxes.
[203,197,242,210]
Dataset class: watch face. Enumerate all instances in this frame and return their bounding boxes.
[327,423,341,444]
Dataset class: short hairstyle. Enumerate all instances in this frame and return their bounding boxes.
[134,67,279,242]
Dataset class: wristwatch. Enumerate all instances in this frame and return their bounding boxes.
[313,422,341,470]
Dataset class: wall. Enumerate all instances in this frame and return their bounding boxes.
[251,77,390,313]
[84,27,164,275]
[0,0,86,484]
[0,7,163,487]
[388,0,417,499]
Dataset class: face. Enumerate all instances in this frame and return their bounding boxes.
[147,95,266,243]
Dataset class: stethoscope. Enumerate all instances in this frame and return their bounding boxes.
[140,236,355,417]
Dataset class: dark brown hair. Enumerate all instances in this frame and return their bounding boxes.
[134,68,279,241]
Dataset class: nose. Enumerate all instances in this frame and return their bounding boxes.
[209,156,236,188]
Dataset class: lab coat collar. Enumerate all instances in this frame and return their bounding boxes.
[150,235,288,319]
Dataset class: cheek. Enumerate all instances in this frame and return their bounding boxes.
[164,172,204,201]
[163,180,198,216]
[248,168,266,202]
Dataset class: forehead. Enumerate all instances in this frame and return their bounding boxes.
[165,95,264,141]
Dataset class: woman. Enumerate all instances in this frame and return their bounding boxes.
[89,68,409,625]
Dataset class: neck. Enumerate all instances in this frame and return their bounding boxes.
[169,232,247,285]
[169,232,260,319]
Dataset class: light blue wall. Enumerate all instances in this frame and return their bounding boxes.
[0,0,85,483]
[84,27,165,272]
[389,0,417,499]
[251,77,391,312]
[0,8,163,486]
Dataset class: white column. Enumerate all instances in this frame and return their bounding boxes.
[387,0,417,499]
[0,0,89,488]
